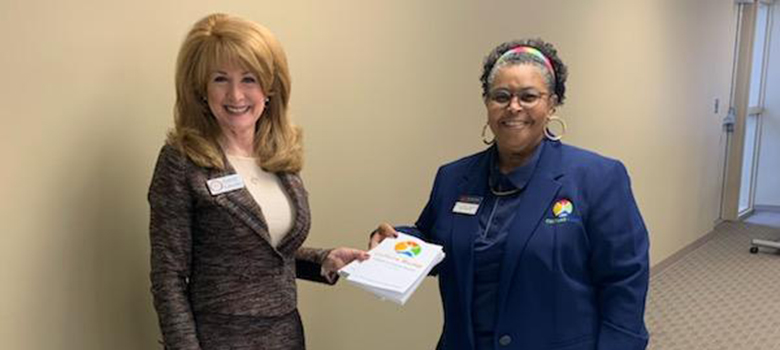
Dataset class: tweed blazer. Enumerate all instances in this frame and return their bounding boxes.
[149,144,331,349]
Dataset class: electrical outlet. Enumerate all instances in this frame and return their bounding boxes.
[714,98,720,114]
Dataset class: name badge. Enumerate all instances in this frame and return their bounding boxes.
[206,174,245,195]
[452,195,482,215]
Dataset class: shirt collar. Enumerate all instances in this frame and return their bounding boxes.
[488,140,545,192]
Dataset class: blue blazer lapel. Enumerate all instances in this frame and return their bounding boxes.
[450,149,491,342]
[496,141,564,312]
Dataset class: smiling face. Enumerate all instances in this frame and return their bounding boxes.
[485,63,555,163]
[206,62,267,138]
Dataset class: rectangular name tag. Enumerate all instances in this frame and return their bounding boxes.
[206,174,245,195]
[452,195,482,215]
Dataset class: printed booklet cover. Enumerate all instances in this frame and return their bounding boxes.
[338,232,444,305]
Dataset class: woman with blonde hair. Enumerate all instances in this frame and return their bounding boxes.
[148,13,367,349]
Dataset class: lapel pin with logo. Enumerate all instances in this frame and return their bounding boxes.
[546,199,576,224]
[552,199,573,217]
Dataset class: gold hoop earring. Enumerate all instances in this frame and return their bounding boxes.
[545,116,567,141]
[481,124,495,145]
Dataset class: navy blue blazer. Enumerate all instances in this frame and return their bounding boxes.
[401,140,649,350]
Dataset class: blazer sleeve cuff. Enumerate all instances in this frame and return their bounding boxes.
[295,247,337,285]
[295,258,337,285]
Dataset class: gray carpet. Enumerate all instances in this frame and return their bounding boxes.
[646,221,780,349]
[745,211,780,228]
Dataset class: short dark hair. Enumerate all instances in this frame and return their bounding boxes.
[480,38,568,105]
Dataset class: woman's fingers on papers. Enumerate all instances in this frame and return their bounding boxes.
[349,248,370,262]
[325,247,370,272]
[369,223,398,249]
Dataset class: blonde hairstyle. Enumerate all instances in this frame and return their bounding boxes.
[168,13,302,172]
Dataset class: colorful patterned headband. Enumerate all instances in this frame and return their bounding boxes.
[497,46,556,81]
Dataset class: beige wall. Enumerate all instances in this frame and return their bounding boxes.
[0,0,737,349]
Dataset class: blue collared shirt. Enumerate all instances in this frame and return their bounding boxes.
[472,141,545,350]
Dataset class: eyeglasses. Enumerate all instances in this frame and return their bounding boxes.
[487,89,550,109]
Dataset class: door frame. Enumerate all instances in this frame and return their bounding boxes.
[721,0,774,221]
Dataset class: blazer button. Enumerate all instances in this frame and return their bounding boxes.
[498,335,512,346]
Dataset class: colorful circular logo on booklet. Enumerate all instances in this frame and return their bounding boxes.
[395,241,422,257]
[552,199,573,218]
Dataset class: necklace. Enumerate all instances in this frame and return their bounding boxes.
[488,175,522,196]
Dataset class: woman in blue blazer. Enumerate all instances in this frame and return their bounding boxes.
[371,39,649,350]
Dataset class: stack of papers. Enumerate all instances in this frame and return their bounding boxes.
[338,232,445,305]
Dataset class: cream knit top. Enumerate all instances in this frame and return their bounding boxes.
[227,155,294,247]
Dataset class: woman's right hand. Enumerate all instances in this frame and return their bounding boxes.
[368,223,399,249]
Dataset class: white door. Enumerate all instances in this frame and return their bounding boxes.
[722,0,773,220]
[739,1,772,216]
